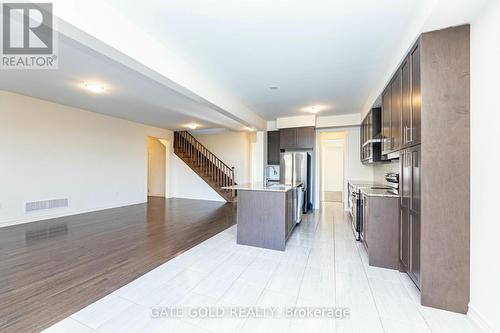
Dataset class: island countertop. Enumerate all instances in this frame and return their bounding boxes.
[222,182,299,192]
[361,188,399,198]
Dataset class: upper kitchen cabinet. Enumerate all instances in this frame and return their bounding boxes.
[381,87,391,155]
[267,131,280,165]
[401,45,422,147]
[360,107,383,163]
[401,56,411,146]
[279,127,314,150]
[383,45,421,156]
[280,127,296,149]
[409,44,421,145]
[296,127,315,149]
[391,69,402,152]
[382,68,402,158]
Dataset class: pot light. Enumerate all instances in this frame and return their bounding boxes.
[269,86,279,90]
[309,106,320,114]
[243,126,256,131]
[84,82,105,93]
[185,123,200,130]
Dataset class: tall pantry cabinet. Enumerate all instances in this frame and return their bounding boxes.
[381,25,470,314]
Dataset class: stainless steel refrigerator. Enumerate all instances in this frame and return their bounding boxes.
[280,151,312,219]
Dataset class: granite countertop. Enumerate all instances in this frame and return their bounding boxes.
[348,180,387,187]
[222,182,299,192]
[361,188,399,198]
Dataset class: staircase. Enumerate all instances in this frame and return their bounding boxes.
[174,131,237,202]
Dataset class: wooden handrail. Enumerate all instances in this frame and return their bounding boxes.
[178,131,233,171]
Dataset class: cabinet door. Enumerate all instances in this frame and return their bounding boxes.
[362,196,368,248]
[411,147,421,212]
[409,145,421,287]
[409,212,421,286]
[280,128,296,149]
[367,113,373,160]
[361,117,368,161]
[267,131,280,165]
[410,44,421,144]
[399,150,411,270]
[382,88,392,154]
[296,127,315,149]
[286,190,294,236]
[391,70,402,151]
[401,57,411,146]
[400,205,410,270]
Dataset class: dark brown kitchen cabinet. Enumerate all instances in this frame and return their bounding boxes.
[279,127,314,150]
[362,193,400,270]
[267,131,280,165]
[382,87,391,155]
[280,128,296,149]
[360,107,382,163]
[410,44,421,145]
[400,145,421,288]
[401,57,411,146]
[361,195,368,248]
[399,149,411,272]
[401,44,422,147]
[379,25,470,314]
[391,70,402,151]
[296,127,315,149]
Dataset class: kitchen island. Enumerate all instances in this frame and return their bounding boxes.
[222,183,299,251]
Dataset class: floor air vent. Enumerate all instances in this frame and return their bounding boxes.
[25,198,69,212]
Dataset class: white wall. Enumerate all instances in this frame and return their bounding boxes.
[469,2,500,332]
[169,154,225,202]
[276,115,316,128]
[194,131,253,184]
[314,126,373,210]
[372,159,400,183]
[147,137,166,197]
[0,91,171,227]
[252,131,266,183]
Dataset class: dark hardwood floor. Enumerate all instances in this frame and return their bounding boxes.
[0,197,236,333]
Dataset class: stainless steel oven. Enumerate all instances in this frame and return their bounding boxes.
[348,181,364,241]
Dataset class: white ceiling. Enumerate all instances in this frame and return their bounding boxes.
[0,34,246,131]
[105,0,425,119]
[3,0,488,130]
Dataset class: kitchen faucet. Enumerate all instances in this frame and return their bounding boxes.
[265,165,278,186]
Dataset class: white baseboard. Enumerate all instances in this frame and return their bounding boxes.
[0,200,146,228]
[468,304,497,333]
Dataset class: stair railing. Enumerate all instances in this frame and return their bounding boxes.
[174,131,236,199]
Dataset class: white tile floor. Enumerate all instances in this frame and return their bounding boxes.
[43,202,481,333]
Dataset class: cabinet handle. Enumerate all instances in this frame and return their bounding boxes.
[406,127,414,143]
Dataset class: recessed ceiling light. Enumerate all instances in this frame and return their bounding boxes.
[84,82,105,93]
[269,86,279,90]
[309,106,320,114]
[185,123,200,130]
[243,126,256,131]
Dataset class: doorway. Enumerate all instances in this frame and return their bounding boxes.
[147,137,168,197]
[320,132,346,203]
